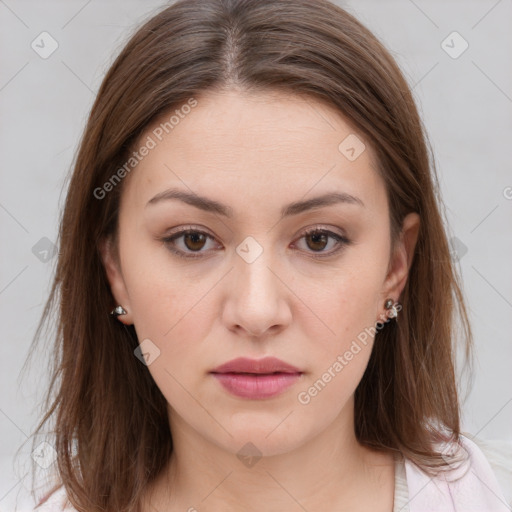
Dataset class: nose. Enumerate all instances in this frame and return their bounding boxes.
[221,244,292,339]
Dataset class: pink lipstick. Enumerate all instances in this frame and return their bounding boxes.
[210,356,303,399]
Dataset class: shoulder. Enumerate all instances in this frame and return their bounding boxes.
[33,484,77,512]
[402,432,512,511]
[468,433,512,507]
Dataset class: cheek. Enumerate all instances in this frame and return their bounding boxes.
[128,274,213,363]
[124,262,216,414]
[294,242,388,394]
[299,256,385,348]
[293,276,380,417]
[119,237,215,365]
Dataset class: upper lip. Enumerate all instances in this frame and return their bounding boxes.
[210,357,302,374]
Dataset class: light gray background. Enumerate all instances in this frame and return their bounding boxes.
[1,0,511,509]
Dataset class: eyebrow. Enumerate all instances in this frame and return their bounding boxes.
[146,187,365,218]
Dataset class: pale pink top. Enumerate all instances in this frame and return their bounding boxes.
[394,434,512,511]
[34,434,512,511]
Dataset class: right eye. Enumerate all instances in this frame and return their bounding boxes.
[160,227,222,259]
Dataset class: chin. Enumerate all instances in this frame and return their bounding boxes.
[213,414,312,458]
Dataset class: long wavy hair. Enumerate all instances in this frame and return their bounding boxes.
[22,0,473,510]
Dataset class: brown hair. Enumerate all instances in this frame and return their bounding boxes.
[23,0,473,510]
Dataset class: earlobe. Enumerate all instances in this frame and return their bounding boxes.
[98,236,133,325]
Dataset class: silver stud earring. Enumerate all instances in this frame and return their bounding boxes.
[110,305,127,317]
[384,298,399,320]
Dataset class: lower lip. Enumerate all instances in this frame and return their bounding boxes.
[211,372,302,399]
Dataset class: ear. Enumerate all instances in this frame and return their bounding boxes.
[98,235,133,325]
[380,212,420,307]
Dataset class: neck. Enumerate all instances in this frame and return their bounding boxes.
[144,394,394,512]
[144,396,396,511]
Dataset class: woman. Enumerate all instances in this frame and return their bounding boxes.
[29,0,511,510]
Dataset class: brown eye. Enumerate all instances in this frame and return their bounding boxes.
[161,228,220,259]
[182,232,207,251]
[294,228,351,259]
[161,226,350,261]
[305,231,329,252]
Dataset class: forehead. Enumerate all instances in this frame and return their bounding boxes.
[120,88,386,217]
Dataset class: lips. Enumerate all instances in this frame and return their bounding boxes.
[210,357,303,399]
[210,356,302,375]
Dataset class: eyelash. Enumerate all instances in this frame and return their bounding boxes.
[159,225,351,260]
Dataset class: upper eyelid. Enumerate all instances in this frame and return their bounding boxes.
[165,225,346,241]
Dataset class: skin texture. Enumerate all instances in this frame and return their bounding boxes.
[100,88,420,511]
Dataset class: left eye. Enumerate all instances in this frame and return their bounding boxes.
[293,228,350,257]
[161,227,350,259]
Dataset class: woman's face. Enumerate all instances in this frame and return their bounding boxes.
[101,88,418,457]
